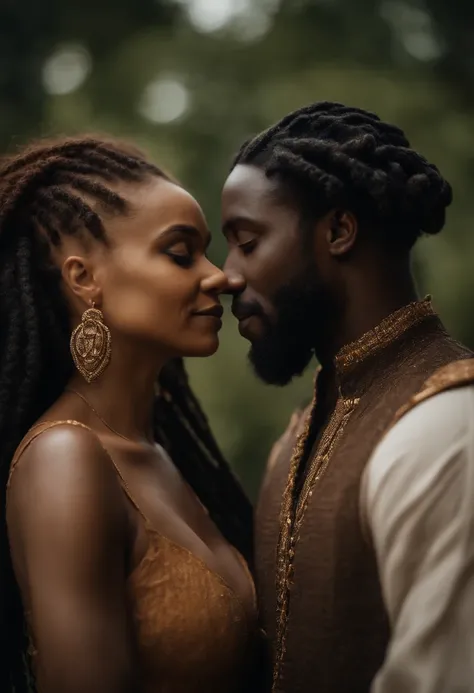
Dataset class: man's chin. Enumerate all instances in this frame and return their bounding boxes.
[248,339,313,386]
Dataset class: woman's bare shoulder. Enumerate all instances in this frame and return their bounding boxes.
[7,420,126,548]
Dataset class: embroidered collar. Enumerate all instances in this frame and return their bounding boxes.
[334,296,435,375]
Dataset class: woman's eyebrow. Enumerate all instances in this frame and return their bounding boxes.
[159,224,211,248]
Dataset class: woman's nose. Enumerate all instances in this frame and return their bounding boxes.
[201,263,246,295]
[200,261,230,295]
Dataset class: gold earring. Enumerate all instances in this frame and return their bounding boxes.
[70,302,112,383]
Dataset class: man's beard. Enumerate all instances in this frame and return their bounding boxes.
[248,272,329,386]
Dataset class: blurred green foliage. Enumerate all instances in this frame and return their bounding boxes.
[1,0,473,498]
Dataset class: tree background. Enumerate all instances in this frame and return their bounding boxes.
[1,0,473,497]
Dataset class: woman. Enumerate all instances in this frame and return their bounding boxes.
[0,136,258,693]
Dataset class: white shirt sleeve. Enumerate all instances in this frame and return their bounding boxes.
[362,385,474,693]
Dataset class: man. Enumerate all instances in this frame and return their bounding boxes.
[221,102,474,693]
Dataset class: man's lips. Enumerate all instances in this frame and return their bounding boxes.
[237,314,263,339]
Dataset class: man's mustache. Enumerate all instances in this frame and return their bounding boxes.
[231,299,265,322]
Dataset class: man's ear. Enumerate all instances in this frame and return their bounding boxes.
[326,210,358,256]
[61,255,101,309]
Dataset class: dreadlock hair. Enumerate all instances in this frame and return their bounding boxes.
[233,101,453,250]
[0,135,253,693]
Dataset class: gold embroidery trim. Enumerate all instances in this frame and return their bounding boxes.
[273,394,360,691]
[392,358,474,427]
[335,297,434,373]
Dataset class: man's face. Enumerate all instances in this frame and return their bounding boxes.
[222,164,334,385]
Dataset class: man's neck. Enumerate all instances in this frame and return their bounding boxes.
[315,264,418,369]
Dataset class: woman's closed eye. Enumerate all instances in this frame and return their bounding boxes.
[165,242,194,267]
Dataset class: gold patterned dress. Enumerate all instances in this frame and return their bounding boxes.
[8,420,259,693]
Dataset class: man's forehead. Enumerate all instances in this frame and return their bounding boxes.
[222,164,279,206]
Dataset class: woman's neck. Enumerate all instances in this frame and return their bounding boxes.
[67,344,166,442]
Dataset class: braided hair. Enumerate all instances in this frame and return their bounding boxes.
[0,136,253,692]
[233,101,452,250]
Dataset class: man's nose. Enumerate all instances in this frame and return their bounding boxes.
[223,269,246,295]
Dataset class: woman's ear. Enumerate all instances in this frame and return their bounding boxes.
[61,255,102,309]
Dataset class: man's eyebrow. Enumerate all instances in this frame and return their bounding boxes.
[159,224,211,248]
[222,216,264,237]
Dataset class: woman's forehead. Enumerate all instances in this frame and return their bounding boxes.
[106,177,208,240]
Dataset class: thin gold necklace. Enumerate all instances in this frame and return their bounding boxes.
[66,388,140,443]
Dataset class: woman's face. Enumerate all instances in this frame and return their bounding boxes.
[78,176,227,360]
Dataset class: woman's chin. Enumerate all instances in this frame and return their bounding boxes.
[181,335,220,358]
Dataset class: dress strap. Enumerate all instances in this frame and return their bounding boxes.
[7,420,149,523]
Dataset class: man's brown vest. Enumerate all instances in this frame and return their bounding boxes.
[256,300,474,693]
